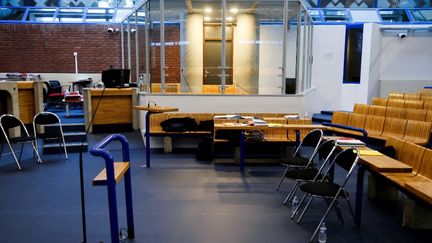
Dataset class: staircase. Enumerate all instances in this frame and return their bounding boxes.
[42,123,88,154]
[311,110,333,124]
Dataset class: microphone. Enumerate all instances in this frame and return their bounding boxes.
[79,86,106,243]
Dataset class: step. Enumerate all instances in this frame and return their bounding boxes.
[43,142,88,154]
[312,113,332,124]
[43,132,87,144]
[44,123,85,133]
[320,110,334,116]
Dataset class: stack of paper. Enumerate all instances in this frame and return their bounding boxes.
[252,118,268,126]
[214,114,242,120]
[284,115,300,120]
[336,138,365,146]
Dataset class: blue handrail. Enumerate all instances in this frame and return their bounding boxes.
[90,133,134,243]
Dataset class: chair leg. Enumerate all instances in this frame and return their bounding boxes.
[297,196,314,224]
[333,200,345,225]
[6,142,22,170]
[18,143,24,162]
[284,181,300,205]
[309,197,339,243]
[0,141,4,158]
[62,136,68,160]
[275,166,290,191]
[343,190,355,218]
[30,141,43,164]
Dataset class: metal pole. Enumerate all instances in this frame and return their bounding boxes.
[145,2,150,92]
[281,0,289,95]
[295,2,302,94]
[302,9,307,93]
[121,23,125,69]
[160,0,166,94]
[135,11,139,83]
[127,18,131,71]
[221,0,227,94]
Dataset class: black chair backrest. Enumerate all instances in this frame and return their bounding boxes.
[47,80,62,93]
[1,115,22,130]
[334,148,359,172]
[34,112,59,125]
[296,129,323,158]
[317,139,337,161]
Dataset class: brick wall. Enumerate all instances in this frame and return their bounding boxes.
[0,24,122,73]
[0,23,181,84]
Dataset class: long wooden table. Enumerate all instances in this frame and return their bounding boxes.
[214,123,326,173]
[133,105,179,167]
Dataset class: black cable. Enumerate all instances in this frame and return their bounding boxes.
[232,83,251,95]
[180,68,193,94]
[79,86,106,243]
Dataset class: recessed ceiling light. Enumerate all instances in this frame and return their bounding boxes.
[204,16,211,21]
[226,16,234,21]
[230,8,239,14]
[204,7,212,13]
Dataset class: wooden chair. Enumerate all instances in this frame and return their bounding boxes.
[165,83,179,93]
[371,97,388,106]
[403,120,432,146]
[400,142,426,173]
[364,115,385,138]
[381,118,407,139]
[202,85,220,94]
[387,99,405,108]
[426,110,432,122]
[388,92,405,99]
[385,136,406,160]
[385,107,405,119]
[405,109,427,121]
[151,83,161,93]
[419,149,432,179]
[331,111,349,125]
[368,105,387,116]
[353,104,369,114]
[341,113,367,137]
[262,118,289,142]
[423,100,432,110]
[404,93,421,100]
[286,118,312,141]
[404,100,424,109]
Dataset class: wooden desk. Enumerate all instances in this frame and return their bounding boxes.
[83,88,139,132]
[133,105,178,167]
[214,123,326,173]
[405,181,432,205]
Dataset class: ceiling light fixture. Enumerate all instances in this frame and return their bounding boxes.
[226,16,234,21]
[230,8,239,14]
[204,7,212,13]
[204,16,211,21]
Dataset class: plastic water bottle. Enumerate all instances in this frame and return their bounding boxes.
[291,196,299,215]
[318,222,327,243]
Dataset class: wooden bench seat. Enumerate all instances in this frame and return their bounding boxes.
[93,162,130,186]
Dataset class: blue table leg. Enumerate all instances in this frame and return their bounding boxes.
[295,130,301,148]
[355,165,366,226]
[145,112,151,168]
[240,131,245,173]
[124,168,135,238]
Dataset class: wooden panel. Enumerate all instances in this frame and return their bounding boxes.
[364,115,385,137]
[404,93,421,100]
[400,142,426,172]
[90,88,134,96]
[134,106,178,113]
[92,96,132,125]
[381,118,407,139]
[423,101,432,110]
[371,97,388,106]
[359,153,412,173]
[17,81,34,89]
[403,120,432,146]
[385,107,406,119]
[405,181,432,206]
[331,111,349,125]
[151,83,161,93]
[404,100,424,109]
[385,136,406,160]
[18,88,35,124]
[202,85,220,94]
[383,173,429,187]
[405,108,427,121]
[388,92,405,99]
[387,99,405,108]
[368,105,386,116]
[287,118,312,141]
[353,104,369,114]
[420,149,432,179]
[92,162,130,186]
[262,118,289,142]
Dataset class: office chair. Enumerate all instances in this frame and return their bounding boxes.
[292,147,360,243]
[0,114,42,170]
[43,80,67,108]
[275,129,323,191]
[282,139,337,205]
[33,112,68,160]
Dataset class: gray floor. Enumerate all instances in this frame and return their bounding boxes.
[0,131,430,243]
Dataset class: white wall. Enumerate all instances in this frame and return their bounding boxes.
[305,25,346,114]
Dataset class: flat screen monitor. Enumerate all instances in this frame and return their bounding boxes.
[102,69,130,88]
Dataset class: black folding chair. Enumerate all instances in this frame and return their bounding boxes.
[275,129,323,191]
[0,114,42,170]
[292,147,360,243]
[33,112,68,160]
[282,139,337,205]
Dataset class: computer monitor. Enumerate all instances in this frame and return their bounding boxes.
[101,69,130,88]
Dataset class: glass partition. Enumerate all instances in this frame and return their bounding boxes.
[0,7,26,21]
[378,9,410,22]
[122,0,314,96]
